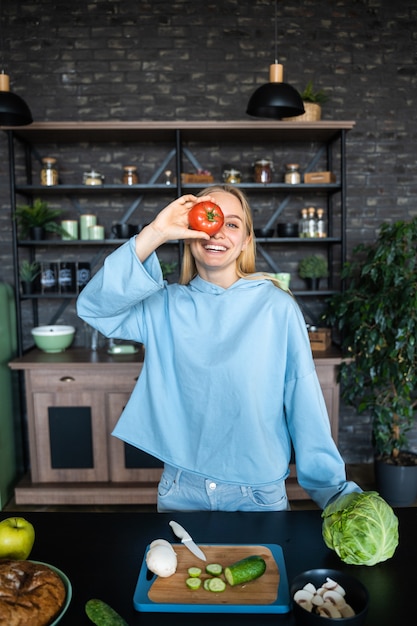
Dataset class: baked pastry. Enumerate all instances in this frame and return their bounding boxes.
[0,559,66,626]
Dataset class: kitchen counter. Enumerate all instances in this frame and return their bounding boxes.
[1,508,413,625]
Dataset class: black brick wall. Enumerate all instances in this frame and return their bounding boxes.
[1,0,416,463]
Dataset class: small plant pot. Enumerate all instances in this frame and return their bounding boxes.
[29,226,46,240]
[21,281,34,295]
[305,277,320,290]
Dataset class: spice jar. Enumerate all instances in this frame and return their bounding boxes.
[223,168,241,184]
[254,159,273,184]
[284,163,301,184]
[123,165,139,185]
[40,157,58,186]
[83,170,104,186]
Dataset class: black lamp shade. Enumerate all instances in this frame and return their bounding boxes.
[0,90,33,126]
[246,82,305,120]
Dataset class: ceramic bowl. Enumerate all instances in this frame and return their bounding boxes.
[277,222,299,237]
[290,568,369,625]
[31,325,75,353]
[254,227,275,238]
[30,561,72,625]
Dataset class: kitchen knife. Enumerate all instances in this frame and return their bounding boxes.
[169,520,207,561]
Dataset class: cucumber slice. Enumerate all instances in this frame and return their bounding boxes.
[186,576,202,590]
[224,555,266,587]
[203,578,212,591]
[205,563,223,576]
[207,577,226,593]
[187,566,202,578]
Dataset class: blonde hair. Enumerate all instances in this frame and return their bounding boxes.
[179,185,256,285]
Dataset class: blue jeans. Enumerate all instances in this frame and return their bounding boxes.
[157,464,290,512]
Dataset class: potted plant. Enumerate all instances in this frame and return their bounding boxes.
[15,198,68,240]
[323,218,417,506]
[160,260,178,282]
[298,254,328,290]
[19,260,41,294]
[287,80,329,121]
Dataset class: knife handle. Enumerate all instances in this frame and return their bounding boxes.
[169,520,188,540]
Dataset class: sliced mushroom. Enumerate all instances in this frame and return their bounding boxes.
[324,577,346,596]
[323,589,347,609]
[296,598,314,612]
[303,582,317,595]
[318,602,343,618]
[312,593,325,606]
[294,588,314,604]
[340,603,356,618]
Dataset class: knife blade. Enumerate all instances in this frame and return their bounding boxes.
[169,520,207,561]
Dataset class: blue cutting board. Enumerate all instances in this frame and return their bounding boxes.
[133,543,290,613]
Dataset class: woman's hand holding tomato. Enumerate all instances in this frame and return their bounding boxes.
[134,195,222,263]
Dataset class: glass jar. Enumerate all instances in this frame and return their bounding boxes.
[83,170,104,185]
[40,157,58,186]
[284,163,301,184]
[254,159,273,184]
[223,168,241,184]
[123,165,139,185]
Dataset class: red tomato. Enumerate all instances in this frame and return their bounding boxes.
[188,201,224,235]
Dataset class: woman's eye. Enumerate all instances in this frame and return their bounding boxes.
[226,222,239,229]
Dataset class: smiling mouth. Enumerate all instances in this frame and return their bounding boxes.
[204,244,227,252]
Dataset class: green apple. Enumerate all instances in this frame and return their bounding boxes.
[0,517,35,559]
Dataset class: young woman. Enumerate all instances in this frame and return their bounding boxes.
[77,186,360,511]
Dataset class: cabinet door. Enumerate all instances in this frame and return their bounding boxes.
[31,389,109,482]
[106,392,163,482]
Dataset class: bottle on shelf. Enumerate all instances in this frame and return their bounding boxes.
[307,207,316,238]
[299,208,309,238]
[315,208,327,238]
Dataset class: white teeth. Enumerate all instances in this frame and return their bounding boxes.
[204,244,226,251]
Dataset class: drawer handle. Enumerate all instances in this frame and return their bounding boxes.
[59,376,75,382]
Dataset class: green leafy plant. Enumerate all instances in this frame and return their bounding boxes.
[300,80,329,104]
[298,254,328,279]
[323,218,417,462]
[19,260,41,282]
[15,198,67,238]
[322,491,399,566]
[160,260,178,280]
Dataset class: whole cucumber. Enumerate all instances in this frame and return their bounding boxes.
[224,555,266,586]
[85,599,128,626]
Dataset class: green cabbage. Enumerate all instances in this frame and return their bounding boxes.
[322,491,399,566]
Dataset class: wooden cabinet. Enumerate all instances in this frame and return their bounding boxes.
[9,347,341,505]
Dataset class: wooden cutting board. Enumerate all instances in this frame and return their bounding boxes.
[133,543,290,613]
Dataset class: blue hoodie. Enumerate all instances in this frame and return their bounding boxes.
[77,237,359,508]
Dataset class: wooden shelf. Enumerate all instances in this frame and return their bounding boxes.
[5,119,356,144]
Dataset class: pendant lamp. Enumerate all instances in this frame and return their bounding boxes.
[0,72,33,126]
[246,0,304,120]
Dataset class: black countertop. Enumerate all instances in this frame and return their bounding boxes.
[1,508,414,625]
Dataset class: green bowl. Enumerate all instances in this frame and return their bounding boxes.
[30,561,72,625]
[31,325,75,353]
